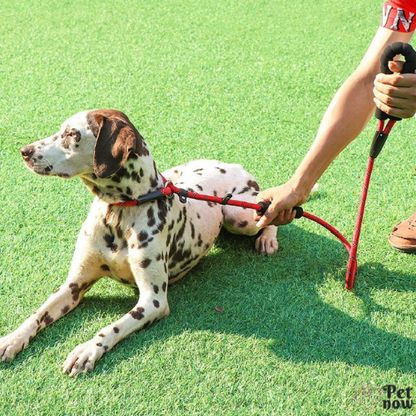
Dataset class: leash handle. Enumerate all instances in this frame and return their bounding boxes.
[256,201,303,219]
[375,42,416,121]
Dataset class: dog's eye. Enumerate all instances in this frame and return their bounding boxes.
[68,128,81,142]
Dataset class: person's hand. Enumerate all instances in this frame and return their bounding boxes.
[254,180,309,228]
[373,60,416,119]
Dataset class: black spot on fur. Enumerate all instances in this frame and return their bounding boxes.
[168,220,175,232]
[113,327,120,333]
[61,305,70,315]
[138,231,149,242]
[131,170,141,183]
[153,300,160,308]
[115,225,123,240]
[113,166,131,182]
[130,307,145,320]
[140,258,152,268]
[176,221,187,241]
[157,199,168,222]
[248,180,260,191]
[104,233,118,252]
[177,210,183,223]
[69,283,80,302]
[150,176,158,188]
[40,311,54,326]
[69,282,90,302]
[147,207,156,227]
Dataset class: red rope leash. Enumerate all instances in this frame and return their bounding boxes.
[113,177,352,269]
[160,180,266,210]
[345,118,396,289]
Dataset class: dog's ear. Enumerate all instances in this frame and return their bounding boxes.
[92,112,145,178]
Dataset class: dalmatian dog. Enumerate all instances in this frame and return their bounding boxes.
[0,109,278,376]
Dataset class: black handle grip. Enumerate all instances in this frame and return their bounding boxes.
[257,201,303,219]
[376,42,416,121]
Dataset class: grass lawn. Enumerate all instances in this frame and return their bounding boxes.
[1,0,416,414]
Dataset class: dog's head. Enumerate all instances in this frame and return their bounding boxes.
[21,109,148,179]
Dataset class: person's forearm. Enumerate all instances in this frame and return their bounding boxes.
[292,71,376,195]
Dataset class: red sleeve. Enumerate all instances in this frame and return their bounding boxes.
[381,0,416,32]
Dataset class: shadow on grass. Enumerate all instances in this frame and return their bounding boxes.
[2,224,416,376]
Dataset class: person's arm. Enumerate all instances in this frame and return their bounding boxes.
[255,27,415,228]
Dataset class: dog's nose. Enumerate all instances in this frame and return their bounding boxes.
[20,145,35,161]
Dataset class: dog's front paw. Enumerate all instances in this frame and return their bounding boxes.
[63,340,105,376]
[255,225,279,255]
[0,332,29,362]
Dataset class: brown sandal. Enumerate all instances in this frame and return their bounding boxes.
[388,211,416,253]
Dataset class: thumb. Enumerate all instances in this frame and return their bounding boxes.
[256,203,276,228]
[388,60,404,73]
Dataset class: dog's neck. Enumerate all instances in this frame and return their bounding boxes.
[80,152,164,205]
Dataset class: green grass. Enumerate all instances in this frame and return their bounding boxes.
[1,0,416,414]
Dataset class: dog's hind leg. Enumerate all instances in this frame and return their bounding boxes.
[221,204,279,256]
